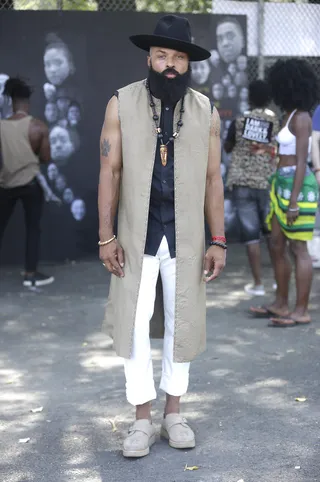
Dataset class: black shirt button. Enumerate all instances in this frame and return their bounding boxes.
[162,180,167,184]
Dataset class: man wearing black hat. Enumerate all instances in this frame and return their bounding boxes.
[98,15,226,458]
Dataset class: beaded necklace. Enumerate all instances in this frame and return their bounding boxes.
[146,81,185,166]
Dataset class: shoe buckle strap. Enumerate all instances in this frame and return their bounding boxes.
[128,421,152,437]
[166,417,189,430]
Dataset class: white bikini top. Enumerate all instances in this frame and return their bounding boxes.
[276,109,311,155]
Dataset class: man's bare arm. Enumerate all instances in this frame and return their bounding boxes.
[312,130,320,186]
[290,112,311,204]
[39,124,51,163]
[205,107,225,238]
[30,120,51,163]
[98,95,122,241]
[203,107,226,282]
[98,96,125,277]
[312,130,320,170]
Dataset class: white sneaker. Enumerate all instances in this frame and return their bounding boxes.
[244,283,266,296]
[273,283,277,291]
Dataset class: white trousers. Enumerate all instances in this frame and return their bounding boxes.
[123,236,190,406]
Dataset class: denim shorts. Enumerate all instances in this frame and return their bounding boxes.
[232,186,270,244]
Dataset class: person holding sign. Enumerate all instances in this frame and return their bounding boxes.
[224,80,279,296]
[251,59,319,326]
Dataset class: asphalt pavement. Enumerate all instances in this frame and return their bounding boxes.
[1,244,320,482]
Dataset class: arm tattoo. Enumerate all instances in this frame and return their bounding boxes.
[101,138,111,157]
[211,107,221,138]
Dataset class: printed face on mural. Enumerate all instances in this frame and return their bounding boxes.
[228,84,237,99]
[71,199,86,221]
[49,125,75,162]
[47,163,59,181]
[63,188,74,204]
[227,63,237,77]
[191,60,210,85]
[55,174,67,192]
[43,82,56,101]
[209,49,220,68]
[216,20,244,64]
[44,45,74,86]
[45,102,58,124]
[57,96,71,116]
[239,100,249,113]
[0,74,11,119]
[68,104,81,126]
[222,74,232,87]
[240,87,249,101]
[237,55,247,71]
[0,73,9,95]
[212,83,224,100]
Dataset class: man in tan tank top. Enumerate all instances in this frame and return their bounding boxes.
[0,78,54,287]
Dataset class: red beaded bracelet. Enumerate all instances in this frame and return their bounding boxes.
[212,236,226,243]
[270,146,277,158]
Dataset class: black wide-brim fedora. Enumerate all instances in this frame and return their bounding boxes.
[130,14,210,62]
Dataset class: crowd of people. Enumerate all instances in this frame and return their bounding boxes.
[225,58,320,327]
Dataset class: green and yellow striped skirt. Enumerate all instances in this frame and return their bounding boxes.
[266,166,319,241]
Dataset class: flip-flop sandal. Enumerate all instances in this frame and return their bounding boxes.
[268,317,311,327]
[268,317,297,327]
[249,306,288,319]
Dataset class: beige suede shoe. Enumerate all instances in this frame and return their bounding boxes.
[161,413,195,449]
[123,419,156,458]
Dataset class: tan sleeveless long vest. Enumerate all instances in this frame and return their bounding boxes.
[103,80,211,363]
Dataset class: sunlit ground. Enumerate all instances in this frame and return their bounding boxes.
[1,244,320,481]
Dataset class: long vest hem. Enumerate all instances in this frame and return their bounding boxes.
[102,79,212,363]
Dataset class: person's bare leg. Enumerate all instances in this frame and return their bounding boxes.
[268,216,291,314]
[266,234,276,272]
[246,241,263,286]
[136,402,152,421]
[164,394,180,416]
[289,240,312,322]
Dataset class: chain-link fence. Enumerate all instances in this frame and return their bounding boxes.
[213,0,320,86]
[0,0,211,11]
[1,0,319,83]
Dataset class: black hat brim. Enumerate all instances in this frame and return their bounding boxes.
[130,34,211,62]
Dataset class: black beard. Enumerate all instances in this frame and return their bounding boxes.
[147,64,190,104]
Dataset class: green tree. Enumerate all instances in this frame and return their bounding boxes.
[63,0,96,10]
[137,0,211,12]
[96,0,211,12]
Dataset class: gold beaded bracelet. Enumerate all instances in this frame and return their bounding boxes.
[98,235,116,247]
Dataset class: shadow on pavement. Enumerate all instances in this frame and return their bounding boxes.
[0,244,319,482]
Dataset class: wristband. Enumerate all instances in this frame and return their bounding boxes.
[210,240,227,250]
[212,236,226,243]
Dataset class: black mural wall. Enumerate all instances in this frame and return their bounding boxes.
[0,11,246,265]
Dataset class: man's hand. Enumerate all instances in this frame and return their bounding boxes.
[315,171,320,187]
[100,239,125,278]
[203,245,226,283]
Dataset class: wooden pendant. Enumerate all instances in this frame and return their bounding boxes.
[160,144,168,166]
